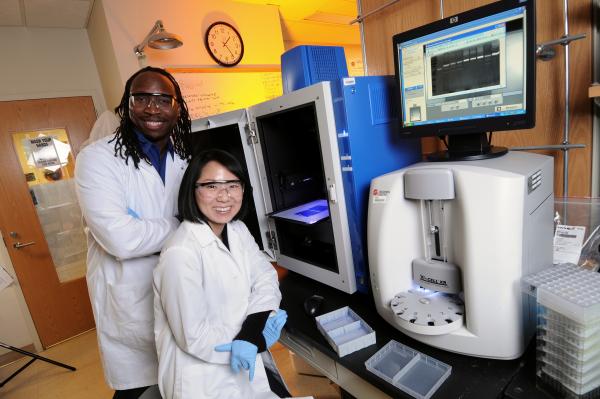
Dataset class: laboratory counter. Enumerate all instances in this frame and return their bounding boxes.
[278,271,556,399]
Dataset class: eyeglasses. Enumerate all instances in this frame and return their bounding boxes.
[195,180,244,198]
[129,92,176,111]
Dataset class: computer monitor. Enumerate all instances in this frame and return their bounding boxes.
[393,0,536,160]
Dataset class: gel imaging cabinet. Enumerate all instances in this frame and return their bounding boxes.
[190,77,421,293]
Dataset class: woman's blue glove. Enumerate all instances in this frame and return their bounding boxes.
[214,340,258,381]
[263,309,288,349]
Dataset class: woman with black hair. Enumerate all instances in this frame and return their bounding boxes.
[153,149,293,399]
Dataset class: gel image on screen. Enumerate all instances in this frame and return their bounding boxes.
[397,6,528,128]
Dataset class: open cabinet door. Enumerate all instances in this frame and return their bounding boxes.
[247,82,357,293]
[190,109,275,260]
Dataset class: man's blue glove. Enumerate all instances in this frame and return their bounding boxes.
[263,309,287,349]
[214,340,258,381]
[127,207,140,219]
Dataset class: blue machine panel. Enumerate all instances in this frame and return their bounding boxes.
[332,76,422,292]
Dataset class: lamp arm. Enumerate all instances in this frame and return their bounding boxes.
[134,20,164,56]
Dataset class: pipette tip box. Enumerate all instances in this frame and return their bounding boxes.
[523,264,600,397]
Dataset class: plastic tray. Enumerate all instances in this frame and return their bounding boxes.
[538,325,600,350]
[539,363,600,396]
[521,264,581,297]
[538,369,600,398]
[270,199,329,225]
[536,268,600,325]
[538,329,600,356]
[539,350,600,376]
[539,307,600,339]
[315,306,375,357]
[365,340,451,399]
[537,339,600,363]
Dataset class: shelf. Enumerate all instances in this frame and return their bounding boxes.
[589,84,600,98]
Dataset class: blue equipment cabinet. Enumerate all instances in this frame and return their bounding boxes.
[190,77,421,294]
[281,45,348,94]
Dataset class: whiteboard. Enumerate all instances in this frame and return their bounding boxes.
[172,71,283,120]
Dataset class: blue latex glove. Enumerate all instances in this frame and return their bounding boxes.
[127,207,140,219]
[263,309,287,349]
[215,340,258,381]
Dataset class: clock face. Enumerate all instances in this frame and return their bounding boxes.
[205,22,244,67]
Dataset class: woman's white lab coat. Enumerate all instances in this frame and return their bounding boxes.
[75,136,187,390]
[153,220,282,399]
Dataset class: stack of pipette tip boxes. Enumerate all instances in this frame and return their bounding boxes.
[522,264,600,398]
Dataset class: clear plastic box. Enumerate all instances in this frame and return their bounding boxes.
[539,307,600,338]
[315,306,375,357]
[538,325,600,350]
[540,350,600,376]
[538,370,600,399]
[521,263,582,298]
[539,362,600,396]
[535,267,600,325]
[537,338,600,363]
[365,340,451,399]
[525,261,600,397]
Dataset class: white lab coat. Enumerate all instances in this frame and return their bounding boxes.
[153,220,282,399]
[75,135,187,390]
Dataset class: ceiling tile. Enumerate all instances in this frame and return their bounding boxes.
[0,0,24,26]
[24,0,91,28]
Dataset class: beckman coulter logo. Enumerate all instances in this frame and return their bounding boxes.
[420,274,448,287]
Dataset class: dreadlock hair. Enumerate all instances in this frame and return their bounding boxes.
[111,66,192,168]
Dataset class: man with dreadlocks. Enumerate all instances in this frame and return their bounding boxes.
[75,66,192,399]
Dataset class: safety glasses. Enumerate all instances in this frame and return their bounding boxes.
[195,180,244,198]
[129,92,176,111]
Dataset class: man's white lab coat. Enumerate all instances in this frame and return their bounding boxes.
[153,220,282,399]
[75,136,187,389]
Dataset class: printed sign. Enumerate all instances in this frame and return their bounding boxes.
[553,225,586,265]
[29,137,61,168]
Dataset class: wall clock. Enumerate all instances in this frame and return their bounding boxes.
[204,21,244,67]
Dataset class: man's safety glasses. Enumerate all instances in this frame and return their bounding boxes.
[129,93,176,111]
[195,180,244,198]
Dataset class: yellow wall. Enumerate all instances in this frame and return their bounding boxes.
[90,0,286,110]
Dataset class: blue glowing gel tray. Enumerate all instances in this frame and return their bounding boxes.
[270,199,329,225]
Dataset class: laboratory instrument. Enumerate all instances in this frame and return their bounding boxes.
[190,77,421,294]
[368,151,554,359]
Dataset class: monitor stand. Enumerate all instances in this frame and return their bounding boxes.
[427,132,508,162]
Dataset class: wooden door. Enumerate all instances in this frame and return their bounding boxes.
[0,97,96,348]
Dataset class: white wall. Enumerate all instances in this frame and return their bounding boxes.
[90,0,284,109]
[0,231,42,358]
[0,27,107,112]
[0,27,106,356]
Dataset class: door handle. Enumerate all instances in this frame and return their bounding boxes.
[13,241,36,249]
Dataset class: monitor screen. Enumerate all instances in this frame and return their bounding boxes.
[393,0,535,139]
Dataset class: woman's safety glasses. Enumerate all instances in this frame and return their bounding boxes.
[129,92,176,111]
[195,180,244,198]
